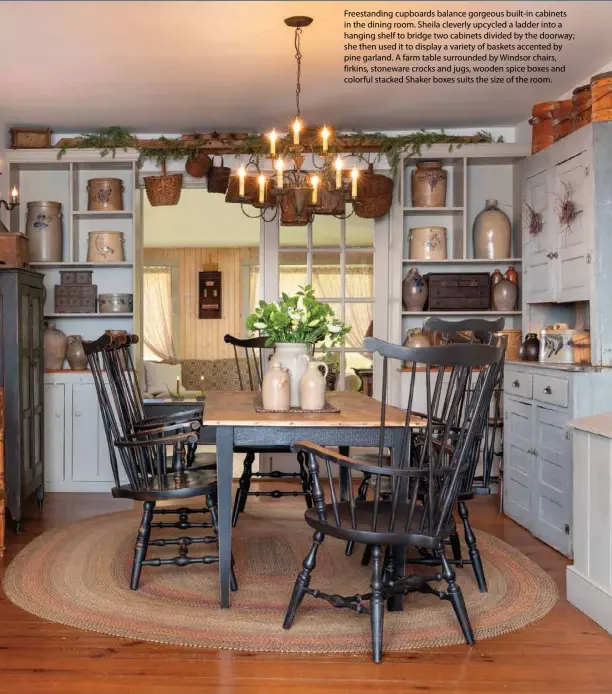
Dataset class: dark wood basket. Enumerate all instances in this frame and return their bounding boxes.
[185,152,212,178]
[144,163,182,206]
[316,188,346,216]
[353,164,393,219]
[207,156,231,194]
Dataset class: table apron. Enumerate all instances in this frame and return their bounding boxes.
[232,426,397,449]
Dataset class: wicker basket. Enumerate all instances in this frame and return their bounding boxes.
[316,188,346,216]
[353,164,393,219]
[185,152,212,178]
[144,163,183,207]
[497,329,522,361]
[207,156,231,194]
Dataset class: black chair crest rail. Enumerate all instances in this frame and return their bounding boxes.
[224,334,313,526]
[84,333,237,592]
[283,338,504,663]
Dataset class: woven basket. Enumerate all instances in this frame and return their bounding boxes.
[185,152,212,178]
[316,188,346,216]
[144,163,182,207]
[353,164,393,219]
[207,156,231,194]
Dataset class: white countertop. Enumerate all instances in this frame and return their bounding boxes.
[568,412,612,437]
[506,360,612,373]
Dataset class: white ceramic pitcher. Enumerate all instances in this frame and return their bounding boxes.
[270,343,311,408]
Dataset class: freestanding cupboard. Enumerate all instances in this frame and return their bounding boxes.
[503,122,612,557]
[5,148,141,491]
[0,268,45,527]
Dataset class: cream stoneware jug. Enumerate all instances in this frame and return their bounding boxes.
[261,362,291,411]
[270,343,311,408]
[300,361,329,411]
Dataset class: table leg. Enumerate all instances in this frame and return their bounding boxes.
[389,428,405,612]
[216,426,234,608]
[339,446,350,501]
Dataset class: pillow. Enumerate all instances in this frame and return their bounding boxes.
[144,361,184,395]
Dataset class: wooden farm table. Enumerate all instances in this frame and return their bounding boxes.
[202,390,424,609]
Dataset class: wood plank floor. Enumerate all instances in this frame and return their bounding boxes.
[0,490,611,694]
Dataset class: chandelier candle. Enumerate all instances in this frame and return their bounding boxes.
[351,167,359,198]
[293,118,301,145]
[269,129,278,156]
[238,166,246,197]
[10,187,18,204]
[321,126,330,152]
[335,157,343,188]
[275,158,284,188]
[258,175,266,204]
[311,175,319,204]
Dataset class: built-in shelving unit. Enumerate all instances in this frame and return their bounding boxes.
[6,148,140,349]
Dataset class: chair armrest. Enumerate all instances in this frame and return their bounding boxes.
[132,421,200,436]
[136,407,203,428]
[116,431,199,448]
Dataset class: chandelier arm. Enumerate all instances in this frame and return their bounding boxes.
[239,204,266,220]
[262,205,279,223]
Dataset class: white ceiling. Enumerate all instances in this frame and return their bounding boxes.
[2,1,612,131]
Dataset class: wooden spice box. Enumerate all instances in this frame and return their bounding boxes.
[426,273,490,311]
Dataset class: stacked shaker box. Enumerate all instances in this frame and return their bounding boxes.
[425,273,491,311]
[54,271,97,313]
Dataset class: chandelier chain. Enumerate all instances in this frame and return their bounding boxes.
[294,27,302,119]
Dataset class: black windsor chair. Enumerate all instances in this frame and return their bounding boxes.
[282,338,504,663]
[84,333,237,592]
[224,334,312,526]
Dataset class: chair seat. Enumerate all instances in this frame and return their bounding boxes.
[304,501,454,550]
[188,451,217,470]
[112,469,217,502]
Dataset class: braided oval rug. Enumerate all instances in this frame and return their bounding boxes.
[3,504,558,653]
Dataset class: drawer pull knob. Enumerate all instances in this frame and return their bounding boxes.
[55,412,61,418]
[75,411,82,417]
[512,380,520,387]
[543,386,552,395]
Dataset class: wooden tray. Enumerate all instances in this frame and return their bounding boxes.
[253,394,340,414]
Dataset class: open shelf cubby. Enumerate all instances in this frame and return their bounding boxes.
[6,148,140,342]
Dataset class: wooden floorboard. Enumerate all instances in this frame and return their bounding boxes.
[0,489,610,694]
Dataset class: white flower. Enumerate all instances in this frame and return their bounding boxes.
[328,324,342,334]
[297,295,305,312]
[253,321,267,330]
[323,336,333,349]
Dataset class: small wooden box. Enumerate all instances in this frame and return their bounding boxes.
[426,273,490,311]
[0,232,29,268]
[198,270,222,319]
[10,128,52,149]
[60,270,93,285]
[54,284,97,313]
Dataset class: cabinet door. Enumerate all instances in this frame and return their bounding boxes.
[555,151,592,302]
[524,169,554,303]
[533,406,572,556]
[44,383,65,486]
[30,292,44,486]
[71,383,114,483]
[503,397,534,530]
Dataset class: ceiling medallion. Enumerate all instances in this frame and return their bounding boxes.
[228,16,361,223]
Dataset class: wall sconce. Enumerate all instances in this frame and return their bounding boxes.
[0,174,19,212]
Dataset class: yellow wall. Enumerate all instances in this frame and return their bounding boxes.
[143,247,258,360]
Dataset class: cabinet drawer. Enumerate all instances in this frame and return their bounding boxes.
[505,371,533,399]
[533,374,569,408]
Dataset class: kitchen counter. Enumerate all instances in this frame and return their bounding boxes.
[566,414,612,634]
[505,360,612,373]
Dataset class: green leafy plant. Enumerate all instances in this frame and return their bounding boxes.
[57,126,137,158]
[246,285,350,349]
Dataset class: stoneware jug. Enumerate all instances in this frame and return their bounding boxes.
[43,322,67,370]
[402,267,428,311]
[411,161,447,207]
[26,201,63,262]
[66,335,88,370]
[300,361,329,411]
[492,278,518,311]
[520,333,540,361]
[505,265,519,285]
[270,343,311,408]
[261,362,291,411]
[473,199,511,259]
[402,328,432,368]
